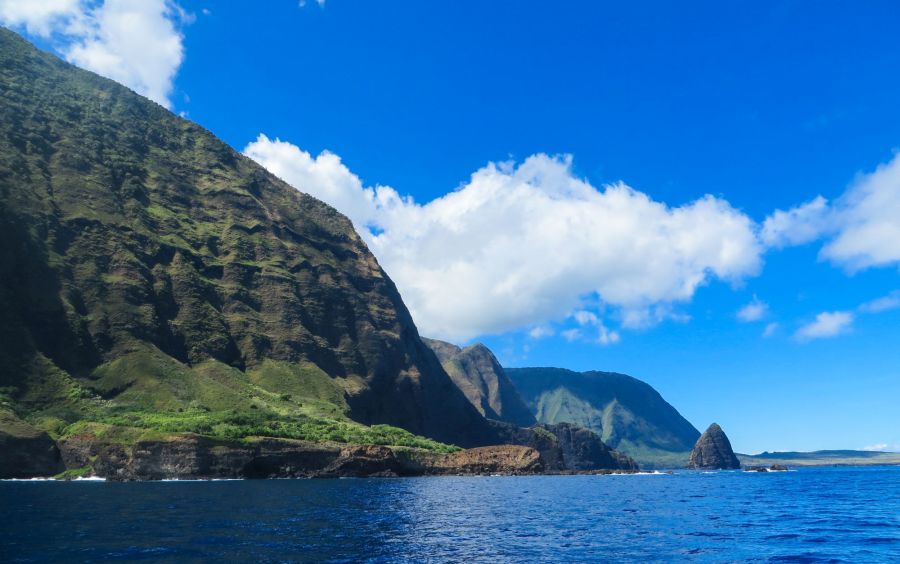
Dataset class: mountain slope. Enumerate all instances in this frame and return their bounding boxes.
[738,450,900,467]
[506,367,700,467]
[423,338,536,427]
[0,27,494,448]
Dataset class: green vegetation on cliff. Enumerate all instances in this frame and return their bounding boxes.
[506,367,700,467]
[738,450,900,467]
[0,27,489,453]
[423,338,536,427]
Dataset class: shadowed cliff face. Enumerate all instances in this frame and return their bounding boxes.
[688,423,741,470]
[0,410,64,478]
[0,28,494,447]
[489,421,638,472]
[423,338,536,427]
[506,367,700,467]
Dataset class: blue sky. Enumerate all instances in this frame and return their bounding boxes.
[4,0,900,454]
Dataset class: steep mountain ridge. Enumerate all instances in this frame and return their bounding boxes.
[0,27,493,448]
[423,338,536,427]
[506,367,700,467]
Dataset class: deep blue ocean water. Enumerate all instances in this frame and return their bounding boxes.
[2,467,899,562]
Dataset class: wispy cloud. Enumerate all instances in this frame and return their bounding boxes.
[561,328,581,342]
[736,296,768,322]
[527,325,554,339]
[794,311,854,342]
[858,290,900,314]
[571,310,621,345]
[862,443,889,452]
[762,322,779,338]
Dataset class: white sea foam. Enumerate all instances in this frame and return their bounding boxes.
[0,476,106,482]
[158,478,244,482]
[603,471,670,476]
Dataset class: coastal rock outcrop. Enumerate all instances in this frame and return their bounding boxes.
[423,445,543,475]
[687,423,741,470]
[48,425,547,480]
[0,410,64,478]
[490,421,638,472]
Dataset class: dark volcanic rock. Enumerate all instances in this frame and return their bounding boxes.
[424,445,544,475]
[423,338,536,427]
[58,433,344,480]
[687,423,741,470]
[54,429,546,480]
[490,421,638,472]
[0,410,65,478]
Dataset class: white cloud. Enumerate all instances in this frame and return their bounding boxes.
[821,154,900,271]
[736,296,768,322]
[0,0,81,36]
[761,196,830,248]
[573,310,599,326]
[561,329,581,342]
[762,322,779,338]
[762,153,900,272]
[794,311,853,342]
[245,135,763,340]
[572,310,620,345]
[527,325,554,339]
[862,443,889,452]
[0,0,187,108]
[243,135,385,230]
[597,324,621,346]
[858,290,900,314]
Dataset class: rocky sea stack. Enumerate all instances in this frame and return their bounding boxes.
[687,423,741,470]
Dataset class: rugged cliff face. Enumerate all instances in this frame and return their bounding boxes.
[688,423,741,470]
[423,338,536,427]
[490,421,638,472]
[506,367,700,467]
[0,416,637,479]
[53,425,548,480]
[0,410,64,478]
[0,27,493,448]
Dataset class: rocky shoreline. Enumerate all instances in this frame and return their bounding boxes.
[2,422,639,481]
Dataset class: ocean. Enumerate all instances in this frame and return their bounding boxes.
[2,466,898,562]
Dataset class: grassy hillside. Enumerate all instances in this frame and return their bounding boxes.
[0,27,491,450]
[506,367,700,468]
[739,450,900,467]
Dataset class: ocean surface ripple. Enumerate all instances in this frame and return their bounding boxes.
[2,466,899,562]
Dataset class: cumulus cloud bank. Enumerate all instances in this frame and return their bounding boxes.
[245,134,763,340]
[0,0,186,108]
[763,153,900,272]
